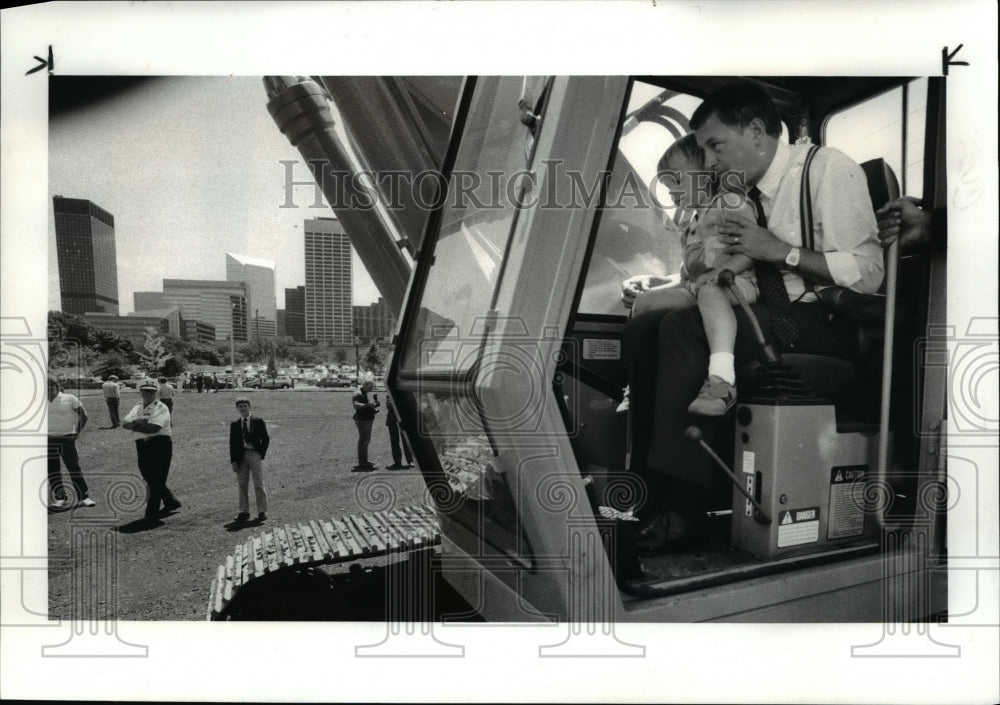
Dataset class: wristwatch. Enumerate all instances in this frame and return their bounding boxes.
[784,246,801,268]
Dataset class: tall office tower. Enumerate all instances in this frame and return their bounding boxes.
[226,253,277,341]
[304,218,352,344]
[53,196,119,315]
[133,291,165,312]
[162,279,248,343]
[284,286,306,342]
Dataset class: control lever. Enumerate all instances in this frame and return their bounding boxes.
[717,269,810,397]
[685,426,771,524]
[718,269,779,365]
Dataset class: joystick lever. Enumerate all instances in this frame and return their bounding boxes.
[685,425,771,524]
[717,269,811,398]
[718,269,780,365]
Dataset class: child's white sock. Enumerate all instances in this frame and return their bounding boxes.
[708,352,736,385]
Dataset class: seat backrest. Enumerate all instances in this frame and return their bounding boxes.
[859,158,901,211]
[858,158,900,297]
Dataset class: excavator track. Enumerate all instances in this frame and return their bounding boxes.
[207,504,440,620]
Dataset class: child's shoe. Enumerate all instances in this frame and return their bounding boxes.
[687,375,736,416]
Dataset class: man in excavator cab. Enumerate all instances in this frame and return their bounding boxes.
[625,80,884,554]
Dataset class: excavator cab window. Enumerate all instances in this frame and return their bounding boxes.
[394,76,552,565]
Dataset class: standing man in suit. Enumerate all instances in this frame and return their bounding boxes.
[229,396,270,524]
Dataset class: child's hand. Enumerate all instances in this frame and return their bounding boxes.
[621,274,672,308]
[621,275,651,309]
[694,270,718,288]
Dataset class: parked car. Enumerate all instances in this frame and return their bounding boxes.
[57,376,106,390]
[245,375,295,390]
[316,375,352,388]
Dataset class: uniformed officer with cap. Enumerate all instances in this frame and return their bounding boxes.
[122,379,181,524]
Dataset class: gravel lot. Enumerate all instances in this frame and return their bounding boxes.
[47,386,427,620]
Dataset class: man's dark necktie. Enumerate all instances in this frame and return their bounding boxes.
[748,186,799,348]
[242,418,250,443]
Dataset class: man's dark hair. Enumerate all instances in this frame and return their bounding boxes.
[690,79,783,138]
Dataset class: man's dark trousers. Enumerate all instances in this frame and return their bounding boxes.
[106,398,120,426]
[388,420,412,466]
[135,436,177,518]
[625,301,856,503]
[47,436,89,501]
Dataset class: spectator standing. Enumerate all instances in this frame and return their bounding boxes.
[47,376,96,509]
[212,373,219,393]
[158,376,174,415]
[384,395,413,469]
[101,375,121,428]
[195,373,204,393]
[351,378,379,471]
[122,379,181,525]
[228,397,270,524]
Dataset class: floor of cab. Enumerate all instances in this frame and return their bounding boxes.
[624,513,879,597]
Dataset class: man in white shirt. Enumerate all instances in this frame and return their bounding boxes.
[157,376,175,415]
[47,377,95,509]
[122,379,181,524]
[626,80,883,553]
[101,375,121,428]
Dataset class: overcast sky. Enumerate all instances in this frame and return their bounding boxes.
[47,75,380,315]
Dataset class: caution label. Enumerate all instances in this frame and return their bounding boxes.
[744,473,754,517]
[776,506,820,547]
[828,465,867,540]
[582,338,621,361]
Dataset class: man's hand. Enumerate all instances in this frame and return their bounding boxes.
[718,213,791,263]
[231,462,239,473]
[875,196,931,248]
[621,274,671,309]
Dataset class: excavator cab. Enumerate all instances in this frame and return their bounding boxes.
[212,74,947,623]
[388,75,947,621]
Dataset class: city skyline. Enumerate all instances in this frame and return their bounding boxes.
[47,76,381,316]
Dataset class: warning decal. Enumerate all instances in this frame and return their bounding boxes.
[582,338,621,361]
[776,506,820,547]
[828,465,867,540]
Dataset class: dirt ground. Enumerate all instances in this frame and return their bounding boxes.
[47,385,427,620]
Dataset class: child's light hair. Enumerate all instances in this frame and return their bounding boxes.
[657,133,705,174]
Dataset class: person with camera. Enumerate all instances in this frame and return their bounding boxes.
[351,376,380,472]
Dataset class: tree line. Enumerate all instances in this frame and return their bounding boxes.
[48,311,388,380]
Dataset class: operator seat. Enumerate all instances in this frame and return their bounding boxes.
[737,157,901,428]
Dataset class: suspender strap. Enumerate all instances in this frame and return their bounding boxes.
[799,144,820,292]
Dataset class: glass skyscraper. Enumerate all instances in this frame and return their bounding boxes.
[53,196,119,315]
